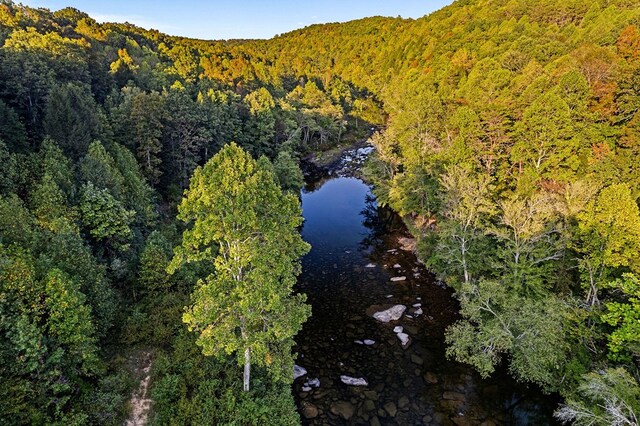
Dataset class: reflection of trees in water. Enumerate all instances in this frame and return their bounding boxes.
[360,193,409,250]
[359,193,389,249]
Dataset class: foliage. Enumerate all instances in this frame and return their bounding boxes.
[170,143,310,389]
[555,367,640,426]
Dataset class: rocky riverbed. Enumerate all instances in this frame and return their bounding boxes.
[293,146,558,425]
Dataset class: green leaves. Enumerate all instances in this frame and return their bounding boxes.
[602,273,640,361]
[555,368,640,426]
[172,143,310,388]
[446,280,569,392]
[78,182,134,252]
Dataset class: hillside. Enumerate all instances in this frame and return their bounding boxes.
[0,0,639,424]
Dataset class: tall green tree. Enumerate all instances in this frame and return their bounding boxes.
[169,143,310,391]
[574,183,640,306]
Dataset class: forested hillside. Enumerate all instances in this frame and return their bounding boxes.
[0,0,639,424]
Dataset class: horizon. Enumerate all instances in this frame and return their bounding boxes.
[18,0,455,40]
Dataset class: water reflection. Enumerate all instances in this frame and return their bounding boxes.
[294,171,558,425]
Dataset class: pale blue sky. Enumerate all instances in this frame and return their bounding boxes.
[19,1,454,40]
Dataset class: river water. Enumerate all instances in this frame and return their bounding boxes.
[292,147,558,425]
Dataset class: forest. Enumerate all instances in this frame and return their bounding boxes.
[0,0,639,424]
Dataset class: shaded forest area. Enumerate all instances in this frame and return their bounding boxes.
[0,0,639,424]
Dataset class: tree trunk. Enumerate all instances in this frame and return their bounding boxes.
[243,347,251,391]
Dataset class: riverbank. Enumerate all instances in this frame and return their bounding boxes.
[293,150,558,425]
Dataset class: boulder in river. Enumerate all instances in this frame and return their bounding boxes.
[302,403,319,419]
[306,378,320,388]
[340,375,368,386]
[397,332,410,347]
[372,305,406,322]
[331,401,355,420]
[294,365,307,380]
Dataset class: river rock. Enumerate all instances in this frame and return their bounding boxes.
[452,415,473,426]
[443,391,466,402]
[307,378,320,388]
[340,375,368,386]
[302,403,319,419]
[410,354,423,365]
[397,332,410,347]
[390,276,406,282]
[384,401,397,417]
[424,372,438,384]
[393,325,403,333]
[364,339,375,345]
[363,399,376,412]
[398,236,416,252]
[354,340,363,344]
[370,416,381,426]
[373,305,406,322]
[414,308,423,316]
[294,365,307,379]
[398,395,410,409]
[365,263,376,268]
[412,303,422,307]
[331,401,355,420]
[301,386,311,392]
[393,263,401,268]
[364,390,379,400]
[404,324,419,335]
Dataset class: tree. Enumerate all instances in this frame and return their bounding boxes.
[574,184,640,306]
[555,368,640,426]
[430,165,495,285]
[601,273,640,361]
[273,150,304,193]
[446,280,568,391]
[43,83,101,160]
[490,192,564,296]
[169,143,310,391]
[78,182,134,252]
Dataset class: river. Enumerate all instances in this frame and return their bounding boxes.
[292,146,558,425]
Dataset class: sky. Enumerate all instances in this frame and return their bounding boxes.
[19,0,454,40]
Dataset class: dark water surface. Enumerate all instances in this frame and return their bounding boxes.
[293,151,558,425]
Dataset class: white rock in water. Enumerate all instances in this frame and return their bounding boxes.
[415,308,423,316]
[373,305,406,322]
[340,375,368,386]
[386,294,393,298]
[397,332,410,346]
[417,297,422,300]
[390,276,407,282]
[294,365,307,380]
[365,263,376,268]
[413,303,422,308]
[393,326,403,333]
[302,386,312,392]
[393,264,401,268]
[354,340,364,345]
[307,378,320,388]
[364,339,375,345]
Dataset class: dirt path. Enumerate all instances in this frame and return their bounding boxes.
[125,351,153,426]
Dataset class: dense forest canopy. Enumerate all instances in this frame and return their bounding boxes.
[0,0,639,424]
